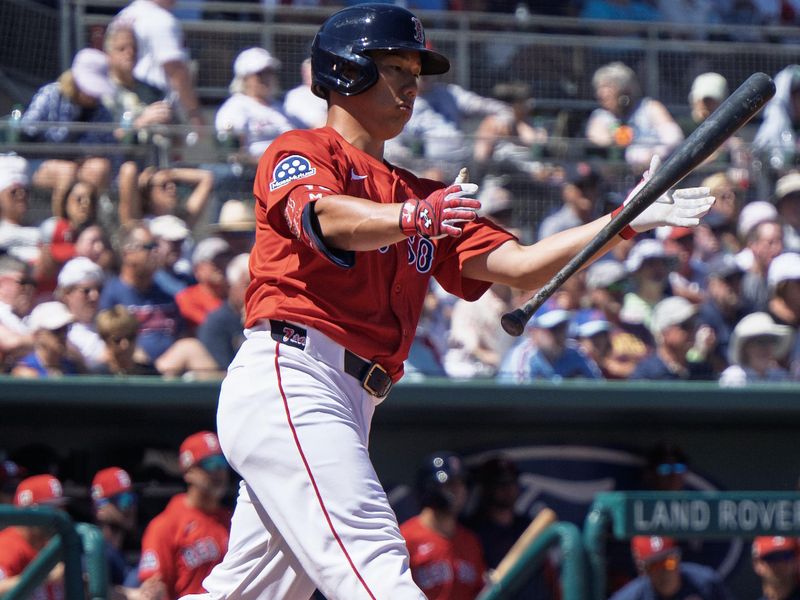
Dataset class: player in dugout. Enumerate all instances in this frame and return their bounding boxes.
[185,4,715,600]
[610,535,733,600]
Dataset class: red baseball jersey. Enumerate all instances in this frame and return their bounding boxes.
[138,494,231,600]
[400,515,486,600]
[0,527,63,600]
[175,284,223,329]
[246,126,515,380]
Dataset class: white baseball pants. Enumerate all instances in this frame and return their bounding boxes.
[191,324,426,600]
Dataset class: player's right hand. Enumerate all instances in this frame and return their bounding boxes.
[400,183,481,239]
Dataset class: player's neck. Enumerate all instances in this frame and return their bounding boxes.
[419,507,457,538]
[326,106,385,161]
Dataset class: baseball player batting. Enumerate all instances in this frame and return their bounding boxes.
[187,4,715,600]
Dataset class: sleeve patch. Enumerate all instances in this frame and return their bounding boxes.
[270,155,316,191]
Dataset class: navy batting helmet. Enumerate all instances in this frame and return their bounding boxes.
[416,451,465,511]
[310,3,450,99]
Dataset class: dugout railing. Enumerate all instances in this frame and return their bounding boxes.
[477,520,587,600]
[0,506,107,600]
[583,491,800,600]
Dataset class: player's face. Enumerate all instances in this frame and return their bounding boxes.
[644,554,681,596]
[352,50,421,140]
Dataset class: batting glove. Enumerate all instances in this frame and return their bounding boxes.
[400,182,481,239]
[612,156,715,239]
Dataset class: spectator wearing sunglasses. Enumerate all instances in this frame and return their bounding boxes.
[99,221,183,364]
[11,301,82,378]
[609,536,732,600]
[752,536,800,600]
[138,432,231,600]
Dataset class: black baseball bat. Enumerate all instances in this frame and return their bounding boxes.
[501,72,775,336]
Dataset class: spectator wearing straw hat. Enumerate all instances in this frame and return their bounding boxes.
[208,200,255,255]
[0,475,68,600]
[719,312,794,386]
[11,301,82,377]
[751,536,800,600]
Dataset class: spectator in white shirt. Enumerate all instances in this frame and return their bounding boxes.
[0,154,40,264]
[113,0,204,126]
[283,58,327,129]
[56,257,106,371]
[0,256,35,368]
[215,48,302,160]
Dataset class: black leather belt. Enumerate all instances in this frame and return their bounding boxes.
[269,320,393,398]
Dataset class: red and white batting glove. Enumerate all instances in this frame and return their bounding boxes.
[611,156,715,239]
[400,181,481,239]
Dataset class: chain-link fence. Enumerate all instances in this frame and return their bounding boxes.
[2,2,800,238]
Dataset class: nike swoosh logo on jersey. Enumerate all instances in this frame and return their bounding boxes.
[350,168,368,180]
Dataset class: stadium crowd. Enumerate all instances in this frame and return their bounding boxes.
[1,0,800,387]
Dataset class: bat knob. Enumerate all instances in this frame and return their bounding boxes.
[501,310,527,337]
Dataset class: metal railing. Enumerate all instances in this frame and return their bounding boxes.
[583,491,800,600]
[0,506,106,600]
[477,521,587,600]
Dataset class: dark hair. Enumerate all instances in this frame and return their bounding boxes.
[59,180,98,224]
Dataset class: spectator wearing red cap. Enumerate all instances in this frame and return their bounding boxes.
[609,535,732,600]
[0,475,67,600]
[752,536,800,600]
[138,432,231,600]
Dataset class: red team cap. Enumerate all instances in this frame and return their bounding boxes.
[179,431,223,471]
[91,467,132,501]
[14,474,67,507]
[752,536,798,558]
[631,535,679,564]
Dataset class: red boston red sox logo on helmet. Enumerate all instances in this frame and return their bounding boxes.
[412,17,424,44]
